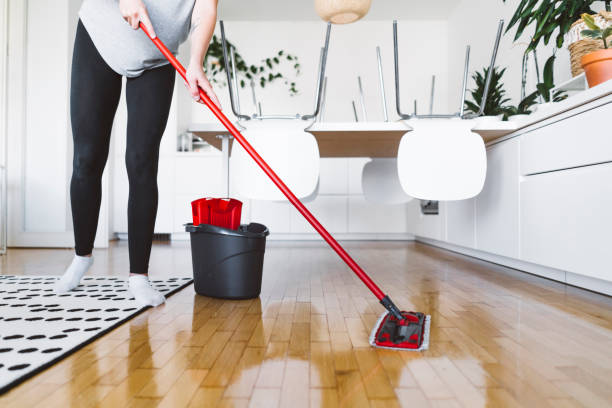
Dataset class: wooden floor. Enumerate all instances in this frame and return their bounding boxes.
[1,240,612,407]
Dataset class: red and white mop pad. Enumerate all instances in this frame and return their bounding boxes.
[369,311,431,351]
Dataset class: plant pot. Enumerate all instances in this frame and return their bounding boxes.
[475,115,503,126]
[581,48,612,88]
[534,102,554,112]
[567,11,612,77]
[508,114,529,123]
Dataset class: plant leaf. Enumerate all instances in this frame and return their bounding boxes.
[581,13,600,30]
[536,83,550,102]
[543,55,555,86]
[581,29,602,39]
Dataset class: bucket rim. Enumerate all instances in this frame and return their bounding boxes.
[185,222,269,238]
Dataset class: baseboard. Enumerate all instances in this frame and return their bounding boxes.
[170,232,415,241]
[416,236,612,297]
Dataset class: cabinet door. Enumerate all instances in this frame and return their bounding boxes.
[446,199,475,248]
[319,158,348,195]
[348,196,408,233]
[520,162,612,282]
[521,102,612,175]
[475,138,520,258]
[290,196,348,234]
[250,200,292,234]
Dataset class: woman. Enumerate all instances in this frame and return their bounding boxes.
[54,0,220,307]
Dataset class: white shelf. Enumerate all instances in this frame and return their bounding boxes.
[552,73,588,95]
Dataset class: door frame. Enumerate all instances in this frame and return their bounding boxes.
[0,0,8,253]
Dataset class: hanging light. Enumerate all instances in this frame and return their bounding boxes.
[314,0,372,24]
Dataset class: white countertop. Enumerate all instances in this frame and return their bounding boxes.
[472,79,612,143]
[189,79,612,148]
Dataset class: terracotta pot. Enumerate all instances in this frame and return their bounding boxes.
[314,0,371,24]
[581,48,612,87]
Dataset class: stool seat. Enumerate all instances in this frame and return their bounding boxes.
[231,120,320,201]
[397,119,486,200]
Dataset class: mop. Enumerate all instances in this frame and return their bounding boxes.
[140,24,429,351]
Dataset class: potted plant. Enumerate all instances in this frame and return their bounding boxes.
[580,13,612,86]
[503,0,608,52]
[464,66,511,122]
[534,55,568,111]
[502,91,539,122]
[204,35,301,96]
[503,1,611,76]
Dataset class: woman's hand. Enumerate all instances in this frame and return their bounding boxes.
[188,0,220,108]
[185,63,221,109]
[119,0,156,38]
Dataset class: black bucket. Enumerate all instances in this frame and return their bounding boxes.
[185,222,269,299]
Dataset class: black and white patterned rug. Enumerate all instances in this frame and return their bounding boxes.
[0,275,192,394]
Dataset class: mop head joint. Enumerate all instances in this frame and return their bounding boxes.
[369,311,430,351]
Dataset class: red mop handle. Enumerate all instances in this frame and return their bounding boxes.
[140,24,386,301]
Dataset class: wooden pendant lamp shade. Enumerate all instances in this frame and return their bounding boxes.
[315,0,371,24]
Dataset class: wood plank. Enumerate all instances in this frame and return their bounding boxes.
[2,241,612,408]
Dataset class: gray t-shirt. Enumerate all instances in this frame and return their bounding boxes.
[79,0,195,77]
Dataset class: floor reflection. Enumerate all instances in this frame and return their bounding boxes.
[2,241,612,407]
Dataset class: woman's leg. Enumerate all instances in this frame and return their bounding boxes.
[125,63,175,275]
[55,21,122,293]
[71,20,122,254]
[124,63,175,306]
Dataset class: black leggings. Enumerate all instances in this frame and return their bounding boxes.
[70,21,175,274]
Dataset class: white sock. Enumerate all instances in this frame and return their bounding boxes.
[54,255,93,293]
[128,275,165,307]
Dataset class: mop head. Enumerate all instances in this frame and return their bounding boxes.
[369,311,431,351]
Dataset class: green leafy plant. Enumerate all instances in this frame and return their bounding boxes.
[464,66,511,116]
[502,0,610,53]
[581,12,612,48]
[204,35,301,95]
[536,55,568,103]
[502,90,539,119]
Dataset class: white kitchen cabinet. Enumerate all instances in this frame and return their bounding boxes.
[445,199,475,248]
[348,158,371,195]
[406,199,445,240]
[348,196,408,233]
[520,162,612,283]
[475,138,520,258]
[174,194,200,232]
[416,209,445,241]
[250,199,292,233]
[521,102,612,175]
[401,91,612,295]
[319,158,349,195]
[290,196,348,233]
